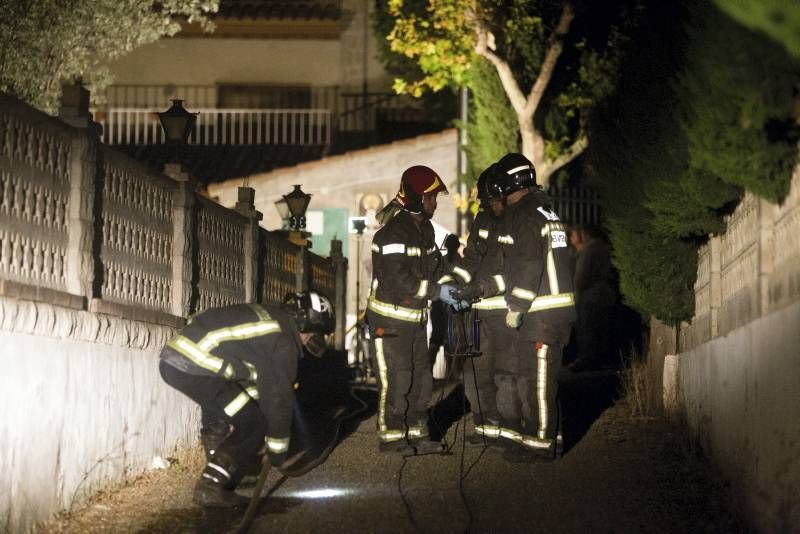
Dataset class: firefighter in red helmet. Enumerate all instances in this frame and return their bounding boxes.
[368,165,456,455]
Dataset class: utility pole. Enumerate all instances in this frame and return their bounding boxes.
[362,0,369,134]
[457,87,469,236]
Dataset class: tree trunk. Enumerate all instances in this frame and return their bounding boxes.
[476,3,582,189]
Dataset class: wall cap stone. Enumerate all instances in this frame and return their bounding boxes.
[0,296,176,351]
[89,298,186,329]
[0,280,85,311]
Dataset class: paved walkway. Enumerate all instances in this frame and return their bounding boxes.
[41,356,743,533]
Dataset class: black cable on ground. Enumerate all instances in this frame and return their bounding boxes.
[233,382,372,533]
[395,324,428,533]
[456,350,487,532]
[428,348,464,452]
[458,361,474,532]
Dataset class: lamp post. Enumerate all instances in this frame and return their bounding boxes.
[274,184,312,246]
[351,217,369,380]
[283,184,312,231]
[157,99,198,166]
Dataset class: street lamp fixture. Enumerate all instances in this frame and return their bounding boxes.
[157,99,198,162]
[283,184,312,231]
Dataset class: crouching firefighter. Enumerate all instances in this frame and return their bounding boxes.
[448,163,520,450]
[368,165,452,455]
[158,291,335,506]
[494,153,576,463]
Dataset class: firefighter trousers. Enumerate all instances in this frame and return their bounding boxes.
[367,311,432,443]
[160,360,266,486]
[463,312,505,430]
[515,341,562,451]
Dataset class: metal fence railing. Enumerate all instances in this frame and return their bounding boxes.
[547,183,602,226]
[101,108,333,146]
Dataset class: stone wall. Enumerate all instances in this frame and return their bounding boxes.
[0,91,345,532]
[0,297,192,534]
[658,162,800,532]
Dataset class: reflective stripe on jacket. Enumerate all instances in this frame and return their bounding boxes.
[160,303,301,456]
[499,189,576,344]
[369,209,444,320]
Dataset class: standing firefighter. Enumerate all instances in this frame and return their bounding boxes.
[159,291,334,506]
[449,164,519,449]
[494,153,576,462]
[368,165,453,455]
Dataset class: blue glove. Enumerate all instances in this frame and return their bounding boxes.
[452,300,471,312]
[505,310,523,329]
[438,284,458,305]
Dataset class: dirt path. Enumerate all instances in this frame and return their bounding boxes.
[38,378,745,534]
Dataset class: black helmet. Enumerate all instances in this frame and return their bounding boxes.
[476,163,499,201]
[283,291,335,335]
[493,153,537,196]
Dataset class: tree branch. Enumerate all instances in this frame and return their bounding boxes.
[523,3,575,118]
[474,25,527,114]
[543,134,588,176]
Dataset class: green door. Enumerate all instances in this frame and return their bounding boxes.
[306,207,349,258]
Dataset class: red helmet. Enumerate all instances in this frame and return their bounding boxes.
[397,165,448,212]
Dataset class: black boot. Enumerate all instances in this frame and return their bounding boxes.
[465,433,489,447]
[503,443,555,464]
[379,440,415,455]
[192,477,248,508]
[200,421,230,460]
[409,439,444,455]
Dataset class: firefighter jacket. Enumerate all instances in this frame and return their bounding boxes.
[160,303,302,462]
[499,189,576,346]
[368,208,444,324]
[441,209,508,313]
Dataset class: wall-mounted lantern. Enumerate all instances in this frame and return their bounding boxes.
[274,184,312,246]
[283,184,312,231]
[157,99,197,163]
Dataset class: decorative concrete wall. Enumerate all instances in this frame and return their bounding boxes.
[680,166,800,351]
[675,301,800,532]
[0,297,194,534]
[660,162,800,532]
[0,91,346,532]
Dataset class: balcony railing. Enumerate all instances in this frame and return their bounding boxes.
[100,108,332,146]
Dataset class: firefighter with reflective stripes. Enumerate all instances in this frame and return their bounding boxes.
[159,291,334,507]
[493,153,576,463]
[368,165,452,455]
[447,164,521,450]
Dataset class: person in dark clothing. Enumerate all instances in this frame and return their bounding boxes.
[492,153,576,463]
[159,291,334,507]
[567,224,617,372]
[449,163,520,450]
[368,165,453,455]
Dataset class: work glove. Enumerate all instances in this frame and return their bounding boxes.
[451,282,484,303]
[437,284,459,306]
[505,310,523,329]
[451,299,472,312]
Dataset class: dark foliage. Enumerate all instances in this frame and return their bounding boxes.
[587,0,799,323]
